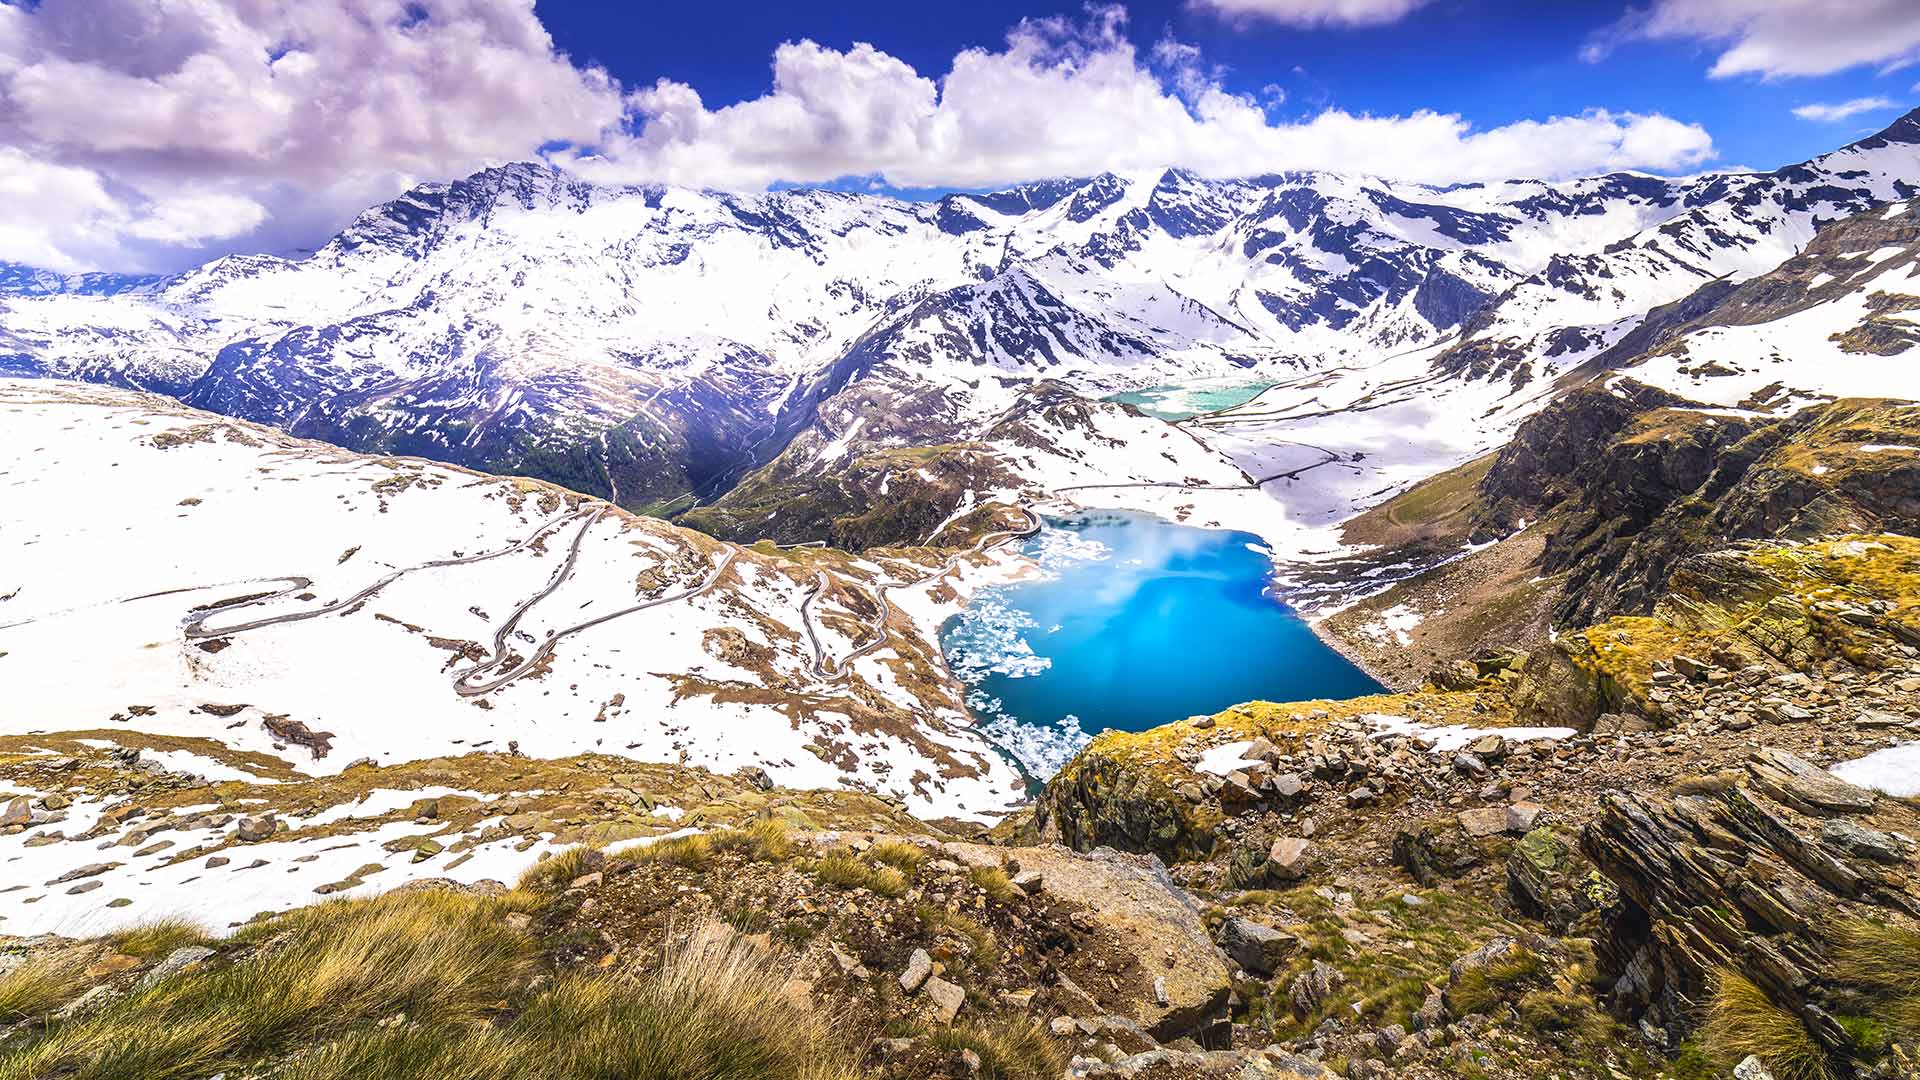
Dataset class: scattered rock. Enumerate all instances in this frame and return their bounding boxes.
[900,948,933,993]
[924,975,965,1023]
[1217,916,1298,976]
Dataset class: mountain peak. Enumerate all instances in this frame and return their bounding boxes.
[1847,105,1920,151]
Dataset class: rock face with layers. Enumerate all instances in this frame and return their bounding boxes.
[1582,748,1920,1051]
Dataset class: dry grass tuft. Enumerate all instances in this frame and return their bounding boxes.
[868,839,926,874]
[622,833,715,871]
[0,955,90,1025]
[515,846,601,894]
[0,890,532,1080]
[969,865,1017,904]
[114,919,213,962]
[812,852,907,899]
[709,819,794,863]
[927,1018,1066,1080]
[1701,969,1834,1080]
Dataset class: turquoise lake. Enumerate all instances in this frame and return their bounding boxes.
[940,509,1384,776]
[1104,380,1276,420]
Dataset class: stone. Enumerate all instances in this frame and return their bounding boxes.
[1456,807,1508,839]
[39,794,71,811]
[1505,802,1547,833]
[1820,819,1911,864]
[1344,786,1374,808]
[1671,654,1711,681]
[1049,1015,1078,1037]
[1270,773,1304,800]
[1268,837,1314,881]
[1288,961,1345,1016]
[235,815,276,842]
[1758,703,1816,724]
[925,975,965,1023]
[1452,752,1488,777]
[900,948,934,993]
[139,945,215,989]
[957,1047,982,1074]
[1011,869,1044,894]
[1466,734,1507,760]
[1192,715,1215,729]
[1746,749,1876,814]
[1734,1055,1776,1080]
[1217,916,1298,976]
[0,797,29,828]
[47,862,116,885]
[1856,709,1909,728]
[85,953,143,977]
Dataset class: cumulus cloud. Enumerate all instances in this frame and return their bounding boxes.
[1583,0,1920,79]
[1791,97,1901,123]
[0,1,1717,272]
[575,10,1713,192]
[0,0,624,271]
[1186,0,1431,27]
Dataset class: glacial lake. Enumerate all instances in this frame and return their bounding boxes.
[940,509,1384,777]
[1104,380,1277,421]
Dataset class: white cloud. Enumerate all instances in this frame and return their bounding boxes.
[1792,97,1901,123]
[0,0,625,271]
[1187,0,1431,28]
[1584,0,1920,79]
[0,1,1718,272]
[574,10,1713,192]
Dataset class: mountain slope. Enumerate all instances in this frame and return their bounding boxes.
[9,114,1920,545]
[0,379,1028,829]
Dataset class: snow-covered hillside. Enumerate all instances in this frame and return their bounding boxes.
[7,111,1919,538]
[0,380,1028,829]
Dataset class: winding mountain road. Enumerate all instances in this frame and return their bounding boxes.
[800,505,1040,682]
[179,500,737,698]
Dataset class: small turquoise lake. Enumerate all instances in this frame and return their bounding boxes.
[940,509,1384,777]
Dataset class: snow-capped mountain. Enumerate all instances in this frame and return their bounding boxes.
[5,110,1920,538]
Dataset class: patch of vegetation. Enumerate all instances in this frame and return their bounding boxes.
[868,840,927,874]
[622,833,716,872]
[0,893,857,1080]
[113,919,213,962]
[926,1018,1067,1080]
[710,819,796,863]
[968,865,1017,904]
[1832,916,1920,1039]
[813,852,908,899]
[515,846,601,894]
[0,956,90,1025]
[1700,969,1834,1080]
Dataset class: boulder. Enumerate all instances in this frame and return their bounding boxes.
[900,948,933,993]
[924,976,965,1023]
[942,842,1229,1042]
[1745,748,1876,814]
[1216,917,1298,976]
[1267,837,1314,882]
[1457,807,1508,839]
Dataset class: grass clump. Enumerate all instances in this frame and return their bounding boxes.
[928,1019,1066,1080]
[0,898,856,1080]
[0,956,90,1025]
[623,833,715,871]
[515,846,601,894]
[1700,969,1834,1080]
[708,819,794,863]
[868,840,926,874]
[1447,945,1547,1016]
[2,890,533,1080]
[969,865,1017,904]
[812,852,907,899]
[1832,916,1920,1039]
[114,919,213,962]
[915,905,999,971]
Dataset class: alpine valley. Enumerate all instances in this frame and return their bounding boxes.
[3,104,1920,1080]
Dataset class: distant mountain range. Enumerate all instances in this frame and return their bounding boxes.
[5,109,1919,541]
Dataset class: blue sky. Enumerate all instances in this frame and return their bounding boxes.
[3,0,1919,271]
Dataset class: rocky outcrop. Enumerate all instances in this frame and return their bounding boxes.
[942,842,1232,1042]
[1478,384,1920,628]
[1581,748,1919,1053]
